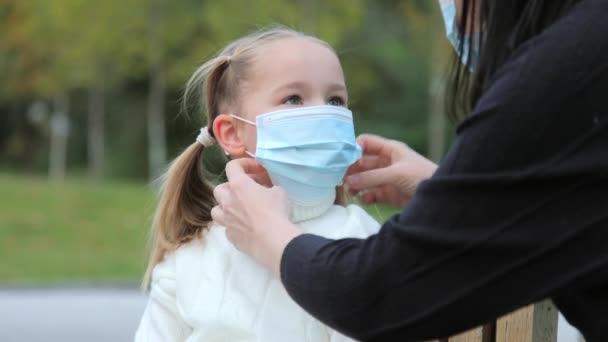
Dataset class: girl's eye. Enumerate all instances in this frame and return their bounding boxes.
[283,95,303,105]
[328,96,345,106]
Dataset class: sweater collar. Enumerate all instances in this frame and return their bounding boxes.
[289,192,335,223]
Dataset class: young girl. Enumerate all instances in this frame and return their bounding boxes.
[135,27,380,341]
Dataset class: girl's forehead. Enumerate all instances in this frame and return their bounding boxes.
[271,38,337,60]
[250,38,345,84]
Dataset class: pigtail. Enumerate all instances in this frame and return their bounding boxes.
[143,55,233,289]
[143,142,213,288]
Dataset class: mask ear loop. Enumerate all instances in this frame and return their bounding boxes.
[229,114,257,158]
[230,114,256,126]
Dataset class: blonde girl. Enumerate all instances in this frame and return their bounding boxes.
[135,27,380,341]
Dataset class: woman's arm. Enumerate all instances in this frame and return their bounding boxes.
[281,171,608,340]
[281,15,608,335]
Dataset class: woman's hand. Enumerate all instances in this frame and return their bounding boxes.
[346,134,438,208]
[211,158,303,276]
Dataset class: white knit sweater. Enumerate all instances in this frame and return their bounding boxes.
[135,200,380,342]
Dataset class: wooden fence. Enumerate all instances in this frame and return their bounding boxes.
[433,300,558,342]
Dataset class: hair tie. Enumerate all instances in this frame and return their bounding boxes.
[196,127,215,147]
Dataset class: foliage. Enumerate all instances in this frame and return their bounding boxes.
[0,0,447,178]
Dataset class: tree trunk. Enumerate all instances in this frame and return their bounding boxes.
[428,17,448,162]
[146,0,167,180]
[88,76,105,179]
[147,63,167,180]
[49,92,70,182]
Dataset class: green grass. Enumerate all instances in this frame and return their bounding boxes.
[0,174,154,283]
[363,202,400,223]
[0,173,399,283]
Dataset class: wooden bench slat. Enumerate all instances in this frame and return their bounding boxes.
[430,301,558,342]
[447,327,485,342]
[495,300,558,342]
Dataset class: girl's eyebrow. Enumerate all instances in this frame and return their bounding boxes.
[272,81,347,94]
[272,81,310,93]
[327,83,347,93]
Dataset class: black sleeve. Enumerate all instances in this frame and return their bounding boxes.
[280,1,608,341]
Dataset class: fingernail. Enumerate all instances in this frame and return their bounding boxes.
[347,174,360,186]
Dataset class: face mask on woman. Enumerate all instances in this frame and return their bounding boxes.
[439,0,481,71]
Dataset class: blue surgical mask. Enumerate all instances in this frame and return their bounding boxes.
[439,0,480,71]
[231,105,362,205]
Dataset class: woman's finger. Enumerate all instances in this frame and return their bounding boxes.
[226,158,266,181]
[361,187,401,205]
[213,182,231,206]
[249,171,273,187]
[346,165,395,191]
[346,155,390,177]
[210,205,225,226]
[356,134,394,158]
[360,186,409,208]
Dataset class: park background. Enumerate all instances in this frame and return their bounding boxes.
[1,0,450,284]
[0,0,583,341]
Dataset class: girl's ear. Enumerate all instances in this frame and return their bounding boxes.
[212,114,247,157]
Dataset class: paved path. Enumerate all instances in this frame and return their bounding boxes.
[0,287,147,342]
[0,287,584,341]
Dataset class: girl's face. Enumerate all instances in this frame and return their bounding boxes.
[214,38,348,158]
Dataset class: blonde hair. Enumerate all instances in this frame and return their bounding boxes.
[142,27,339,288]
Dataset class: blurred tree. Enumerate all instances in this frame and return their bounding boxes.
[427,10,450,162]
[49,93,70,181]
[60,0,151,179]
[2,0,81,180]
[200,0,362,48]
[1,0,150,179]
[145,0,168,180]
[129,0,212,179]
[400,0,450,160]
[338,0,433,153]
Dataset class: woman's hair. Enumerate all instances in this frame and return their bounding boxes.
[447,0,580,118]
[143,27,337,288]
